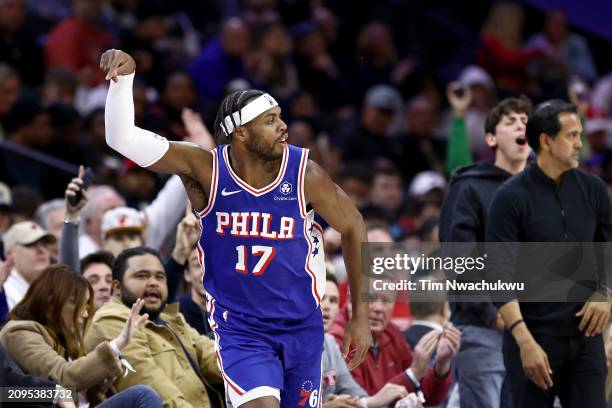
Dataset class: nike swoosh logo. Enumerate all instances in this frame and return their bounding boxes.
[221,188,242,196]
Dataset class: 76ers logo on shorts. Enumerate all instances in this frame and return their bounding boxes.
[298,380,319,407]
[279,181,292,195]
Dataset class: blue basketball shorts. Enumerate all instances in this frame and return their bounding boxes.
[207,298,324,408]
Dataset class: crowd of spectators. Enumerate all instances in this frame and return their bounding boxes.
[1,0,612,407]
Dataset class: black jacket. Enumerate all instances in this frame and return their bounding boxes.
[439,161,512,328]
[440,161,512,243]
[486,162,612,337]
[1,345,56,407]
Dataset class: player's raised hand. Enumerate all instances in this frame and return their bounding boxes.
[100,49,136,82]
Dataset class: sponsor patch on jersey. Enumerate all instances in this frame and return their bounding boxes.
[280,181,292,195]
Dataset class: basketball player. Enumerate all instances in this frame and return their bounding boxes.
[100,49,372,408]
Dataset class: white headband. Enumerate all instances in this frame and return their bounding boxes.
[221,93,279,136]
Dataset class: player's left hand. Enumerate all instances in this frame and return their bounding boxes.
[576,299,610,337]
[342,311,372,370]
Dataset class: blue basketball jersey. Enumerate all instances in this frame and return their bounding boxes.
[196,144,326,321]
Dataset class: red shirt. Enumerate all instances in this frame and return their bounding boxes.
[331,316,452,406]
[45,18,115,86]
[476,33,542,90]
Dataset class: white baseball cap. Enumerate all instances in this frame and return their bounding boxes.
[459,65,495,90]
[101,207,145,239]
[3,221,56,254]
[409,171,447,197]
[0,182,11,208]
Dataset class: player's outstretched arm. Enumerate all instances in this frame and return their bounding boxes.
[100,49,211,182]
[304,160,372,369]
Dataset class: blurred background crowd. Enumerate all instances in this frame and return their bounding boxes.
[0,0,611,241]
[1,0,612,407]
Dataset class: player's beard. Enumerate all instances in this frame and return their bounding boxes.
[121,286,167,321]
[246,134,283,161]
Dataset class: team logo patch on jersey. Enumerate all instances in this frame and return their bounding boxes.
[280,181,292,195]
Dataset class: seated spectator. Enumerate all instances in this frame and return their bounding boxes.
[525,9,597,83]
[245,17,299,100]
[44,0,116,87]
[100,207,145,257]
[79,177,187,259]
[188,17,249,109]
[0,264,162,407]
[23,168,101,297]
[395,95,446,183]
[120,0,171,90]
[79,185,126,258]
[292,20,349,110]
[0,99,58,197]
[84,247,224,407]
[81,251,114,312]
[56,165,91,273]
[408,171,447,209]
[0,64,21,138]
[9,186,44,224]
[352,22,397,99]
[145,71,198,141]
[1,344,74,408]
[592,71,612,117]
[2,221,55,310]
[287,117,336,173]
[41,67,79,107]
[335,162,373,209]
[35,198,64,242]
[169,213,211,336]
[0,1,44,87]
[369,165,404,220]
[176,246,211,337]
[335,84,403,165]
[444,66,497,165]
[476,2,542,93]
[47,103,102,168]
[35,198,64,258]
[403,286,449,349]
[0,182,12,235]
[332,277,460,406]
[322,271,415,408]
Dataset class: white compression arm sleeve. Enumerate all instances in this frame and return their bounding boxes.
[105,73,169,167]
